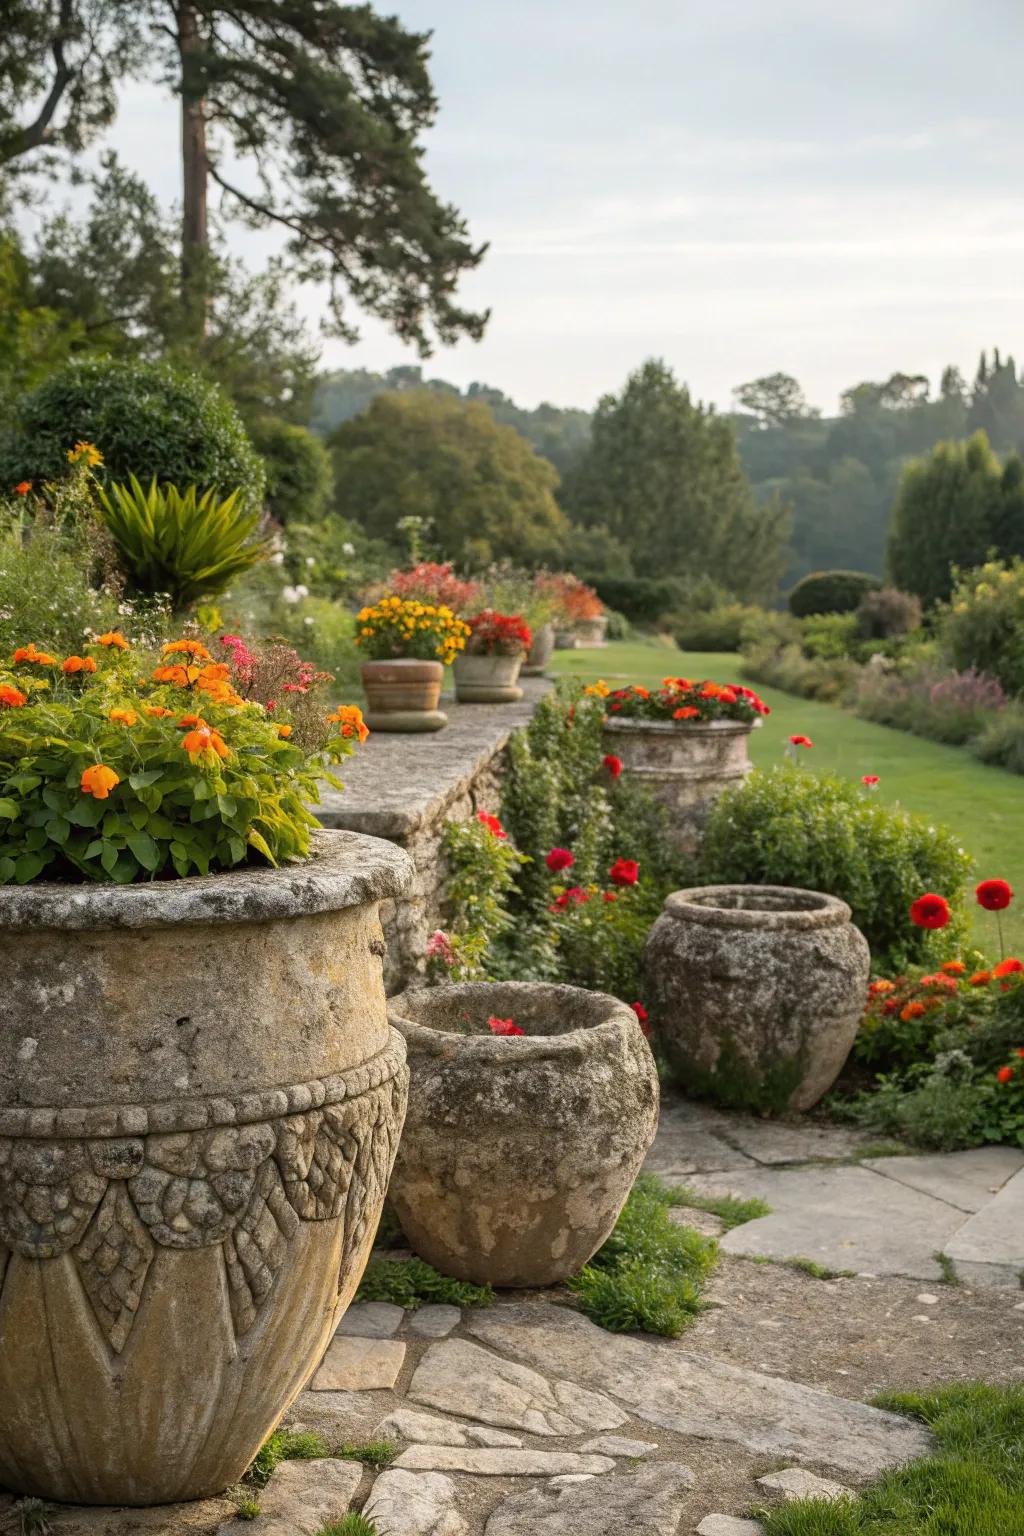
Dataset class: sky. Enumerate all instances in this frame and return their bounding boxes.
[35,0,1024,413]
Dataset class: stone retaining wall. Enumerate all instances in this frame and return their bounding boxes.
[317,679,550,993]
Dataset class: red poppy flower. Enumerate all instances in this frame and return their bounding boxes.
[609,858,639,887]
[862,774,879,786]
[997,1065,1014,1084]
[14,481,31,496]
[909,893,951,930]
[631,1001,650,1038]
[546,847,575,873]
[993,957,1024,978]
[976,879,1013,912]
[602,754,623,779]
[488,1016,524,1037]
[788,735,813,748]
[477,811,507,839]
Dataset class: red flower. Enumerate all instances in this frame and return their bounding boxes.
[993,957,1024,978]
[997,1065,1014,1084]
[477,811,507,839]
[631,1001,650,1038]
[976,879,1013,912]
[788,735,813,748]
[862,774,879,786]
[546,847,575,873]
[602,890,617,903]
[488,1016,525,1037]
[14,481,31,496]
[609,858,639,887]
[602,754,623,779]
[909,893,951,930]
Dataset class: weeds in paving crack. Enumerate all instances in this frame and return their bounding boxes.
[247,1429,331,1487]
[750,1255,856,1279]
[659,1182,772,1231]
[234,1498,261,1520]
[934,1250,961,1286]
[316,1518,378,1536]
[337,1440,397,1471]
[356,1255,494,1309]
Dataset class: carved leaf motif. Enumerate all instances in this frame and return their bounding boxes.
[0,1137,106,1258]
[274,1110,354,1222]
[74,1183,155,1353]
[130,1124,276,1248]
[223,1158,300,1338]
[337,1072,408,1292]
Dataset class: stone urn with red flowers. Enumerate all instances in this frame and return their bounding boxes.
[385,981,659,1286]
[600,677,770,855]
[453,611,533,704]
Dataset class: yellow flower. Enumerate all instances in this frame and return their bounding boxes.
[585,680,611,698]
[66,440,104,468]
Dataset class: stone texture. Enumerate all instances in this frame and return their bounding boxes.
[394,1446,616,1476]
[946,1168,1024,1286]
[465,1304,932,1478]
[311,1335,406,1390]
[696,1518,765,1536]
[387,982,659,1286]
[219,1458,362,1536]
[408,1338,627,1435]
[863,1147,1024,1215]
[335,1301,405,1337]
[484,1461,695,1535]
[757,1467,853,1502]
[644,1097,756,1178]
[684,1163,966,1280]
[363,1469,468,1536]
[0,830,411,1507]
[715,1114,880,1167]
[602,715,753,856]
[668,1205,725,1239]
[409,1304,462,1338]
[579,1435,658,1458]
[644,885,870,1113]
[376,1409,523,1447]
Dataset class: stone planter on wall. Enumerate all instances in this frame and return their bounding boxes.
[602,717,755,855]
[453,652,524,704]
[644,884,870,1113]
[362,658,447,733]
[575,614,609,648]
[386,982,659,1286]
[0,830,411,1506]
[521,622,555,676]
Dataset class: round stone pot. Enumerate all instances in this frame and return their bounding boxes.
[553,629,578,650]
[387,982,659,1286]
[452,651,524,704]
[361,658,447,733]
[0,831,411,1506]
[521,622,555,676]
[575,614,609,648]
[643,884,870,1114]
[602,717,755,856]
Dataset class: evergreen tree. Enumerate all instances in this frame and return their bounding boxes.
[887,432,1004,605]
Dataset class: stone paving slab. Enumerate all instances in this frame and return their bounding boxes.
[681,1164,966,1281]
[483,1461,695,1535]
[644,1100,757,1178]
[364,1469,468,1535]
[862,1146,1024,1215]
[311,1335,406,1390]
[946,1167,1024,1286]
[697,1518,765,1536]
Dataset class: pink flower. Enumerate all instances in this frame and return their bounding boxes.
[488,1016,525,1037]
[546,847,575,873]
[426,930,455,965]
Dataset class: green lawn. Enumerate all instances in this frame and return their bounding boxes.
[552,639,1024,955]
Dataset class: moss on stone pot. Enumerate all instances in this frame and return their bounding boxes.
[643,883,871,1114]
[386,981,660,1287]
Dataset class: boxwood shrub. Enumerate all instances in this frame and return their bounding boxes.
[788,569,882,618]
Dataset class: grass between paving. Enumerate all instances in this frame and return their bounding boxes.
[757,1382,1024,1535]
[552,640,1024,955]
[659,1182,772,1231]
[317,1519,378,1536]
[355,1253,494,1309]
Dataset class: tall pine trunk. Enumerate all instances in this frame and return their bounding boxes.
[178,1,208,344]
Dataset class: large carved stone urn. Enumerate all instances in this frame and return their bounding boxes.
[0,830,411,1506]
[602,717,755,856]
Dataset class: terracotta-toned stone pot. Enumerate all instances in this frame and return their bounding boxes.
[602,717,755,855]
[644,884,870,1114]
[452,652,524,703]
[361,658,447,733]
[0,830,411,1505]
[387,982,659,1287]
[521,622,555,676]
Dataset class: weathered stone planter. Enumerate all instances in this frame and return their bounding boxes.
[602,717,755,855]
[452,652,524,703]
[644,884,870,1113]
[362,658,447,733]
[387,982,659,1286]
[521,622,555,676]
[0,831,411,1506]
[575,614,608,648]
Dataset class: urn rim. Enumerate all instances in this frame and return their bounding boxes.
[388,980,640,1060]
[661,883,853,931]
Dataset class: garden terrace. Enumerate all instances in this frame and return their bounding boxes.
[316,678,551,991]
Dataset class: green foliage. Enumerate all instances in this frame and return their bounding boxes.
[853,654,1008,750]
[355,1256,494,1310]
[788,570,882,618]
[330,391,568,567]
[337,1441,396,1471]
[316,1517,379,1536]
[943,558,1024,698]
[250,418,333,526]
[660,1184,771,1232]
[0,358,266,508]
[701,767,972,968]
[248,1429,330,1488]
[856,586,923,640]
[800,613,861,660]
[969,701,1024,774]
[96,476,270,609]
[9,1498,52,1536]
[563,359,789,602]
[0,495,126,657]
[760,1381,1024,1536]
[235,1499,261,1520]
[440,814,526,979]
[568,1175,719,1338]
[673,603,763,653]
[584,575,688,626]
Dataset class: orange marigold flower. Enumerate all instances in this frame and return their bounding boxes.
[80,764,120,799]
[632,686,650,699]
[900,1001,927,1021]
[13,644,57,665]
[969,970,992,986]
[868,979,896,995]
[62,655,98,674]
[152,663,201,687]
[96,631,129,650]
[182,725,229,761]
[584,680,610,698]
[941,960,967,975]
[993,957,1024,978]
[177,713,205,729]
[14,481,31,496]
[277,723,293,738]
[162,639,212,661]
[673,706,701,720]
[108,707,137,726]
[327,704,369,743]
[144,705,173,718]
[0,684,26,708]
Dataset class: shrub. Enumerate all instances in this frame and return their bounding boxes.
[96,476,270,609]
[1,358,265,508]
[388,561,483,613]
[0,496,125,658]
[742,641,857,704]
[854,657,1005,747]
[249,418,332,525]
[943,557,1024,697]
[800,612,860,660]
[856,586,922,640]
[788,569,882,618]
[671,602,764,652]
[586,575,688,627]
[701,767,972,966]
[0,634,361,883]
[970,701,1024,775]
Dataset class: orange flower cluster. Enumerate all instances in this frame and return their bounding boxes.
[327,704,369,743]
[14,644,57,666]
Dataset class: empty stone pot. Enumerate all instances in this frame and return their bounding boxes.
[602,717,755,856]
[0,830,411,1505]
[644,884,870,1113]
[387,982,659,1286]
